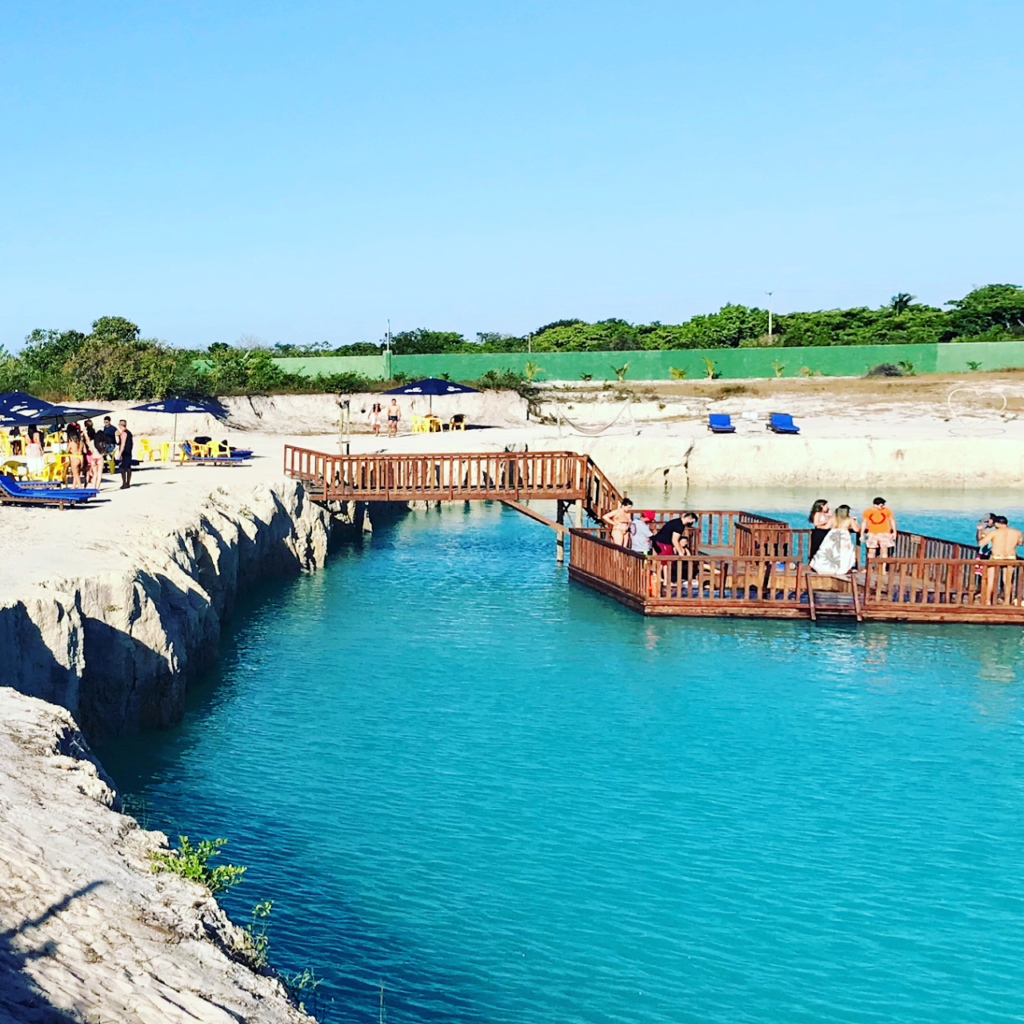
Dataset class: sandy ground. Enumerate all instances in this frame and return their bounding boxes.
[2,372,1022,598]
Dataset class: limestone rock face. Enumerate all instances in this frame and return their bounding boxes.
[0,480,334,742]
[0,688,315,1024]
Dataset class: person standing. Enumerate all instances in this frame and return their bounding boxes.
[861,497,897,559]
[629,510,656,554]
[602,497,634,547]
[807,499,834,561]
[66,423,85,488]
[24,426,44,478]
[82,420,104,489]
[387,399,401,436]
[368,403,383,436]
[978,515,1023,605]
[116,419,134,489]
[101,416,117,452]
[809,505,860,576]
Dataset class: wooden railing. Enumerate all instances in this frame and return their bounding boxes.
[567,529,649,605]
[569,529,811,611]
[283,445,623,519]
[863,557,1024,610]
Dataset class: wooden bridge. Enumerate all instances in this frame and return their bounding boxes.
[283,445,624,523]
[284,446,1024,625]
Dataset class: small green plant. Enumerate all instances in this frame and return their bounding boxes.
[149,836,246,894]
[579,372,593,381]
[439,372,451,381]
[242,900,274,969]
[280,966,327,1017]
[669,367,687,380]
[524,361,541,382]
[798,366,813,377]
[966,360,982,371]
[771,360,786,378]
[701,357,717,379]
[611,361,630,382]
[897,360,917,376]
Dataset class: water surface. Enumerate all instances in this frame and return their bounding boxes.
[101,496,1024,1024]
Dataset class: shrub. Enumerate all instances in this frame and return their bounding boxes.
[149,836,246,894]
[866,363,903,377]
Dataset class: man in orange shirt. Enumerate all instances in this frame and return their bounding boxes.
[861,496,897,559]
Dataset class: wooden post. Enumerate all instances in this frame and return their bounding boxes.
[556,500,565,562]
[575,498,583,528]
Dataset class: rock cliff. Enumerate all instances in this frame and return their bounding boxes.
[0,479,339,743]
[0,687,316,1024]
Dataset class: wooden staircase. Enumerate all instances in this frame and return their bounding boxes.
[806,572,864,622]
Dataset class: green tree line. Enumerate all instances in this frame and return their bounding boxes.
[2,285,1021,401]
[269,284,1023,355]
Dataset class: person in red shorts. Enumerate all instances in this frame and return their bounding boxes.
[861,497,897,559]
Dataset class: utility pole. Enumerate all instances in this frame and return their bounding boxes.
[765,291,773,339]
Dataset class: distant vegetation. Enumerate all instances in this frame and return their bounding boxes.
[1,285,1021,401]
[273,284,1024,353]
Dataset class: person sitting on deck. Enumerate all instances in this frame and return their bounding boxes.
[809,505,859,576]
[602,498,634,546]
[978,515,1023,605]
[629,510,656,554]
[862,497,897,559]
[807,499,834,561]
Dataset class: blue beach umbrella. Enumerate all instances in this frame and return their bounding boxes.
[0,390,57,425]
[131,397,222,443]
[383,377,480,414]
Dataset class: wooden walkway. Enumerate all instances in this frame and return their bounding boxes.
[284,445,624,521]
[284,446,1024,625]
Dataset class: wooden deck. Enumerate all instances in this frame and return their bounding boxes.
[284,445,1024,625]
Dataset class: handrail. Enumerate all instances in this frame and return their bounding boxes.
[283,445,623,521]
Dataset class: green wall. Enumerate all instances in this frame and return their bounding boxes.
[271,341,1024,383]
[273,354,389,377]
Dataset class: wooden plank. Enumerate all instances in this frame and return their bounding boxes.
[501,499,569,535]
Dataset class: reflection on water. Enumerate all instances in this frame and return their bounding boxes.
[99,497,1024,1024]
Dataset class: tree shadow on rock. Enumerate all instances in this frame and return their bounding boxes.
[0,881,106,1023]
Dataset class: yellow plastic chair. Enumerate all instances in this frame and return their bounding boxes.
[160,441,172,462]
[449,414,466,431]
[138,437,154,461]
[1,460,28,480]
[410,415,428,434]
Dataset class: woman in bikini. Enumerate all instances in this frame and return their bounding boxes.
[82,419,104,489]
[602,497,635,547]
[368,403,383,436]
[66,423,85,488]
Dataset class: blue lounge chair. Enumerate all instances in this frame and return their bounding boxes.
[0,474,98,508]
[768,412,800,435]
[708,414,736,434]
[178,441,251,466]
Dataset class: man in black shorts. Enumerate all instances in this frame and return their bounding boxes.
[116,419,134,489]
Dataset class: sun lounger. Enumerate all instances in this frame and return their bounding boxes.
[177,441,251,466]
[0,474,98,508]
[768,412,800,435]
[708,414,736,434]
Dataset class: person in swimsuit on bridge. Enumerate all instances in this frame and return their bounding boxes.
[978,515,1023,605]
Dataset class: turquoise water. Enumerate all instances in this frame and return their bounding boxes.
[100,498,1024,1024]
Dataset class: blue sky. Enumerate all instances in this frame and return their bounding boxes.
[1,0,1020,349]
